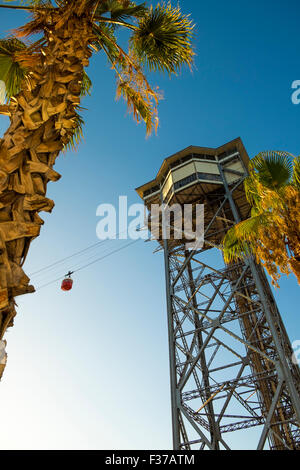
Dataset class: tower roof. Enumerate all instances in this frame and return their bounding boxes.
[135,137,250,199]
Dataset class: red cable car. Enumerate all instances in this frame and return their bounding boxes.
[61,272,74,291]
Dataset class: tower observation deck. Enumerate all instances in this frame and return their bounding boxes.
[136,137,300,450]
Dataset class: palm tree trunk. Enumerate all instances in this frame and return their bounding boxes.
[0,11,93,379]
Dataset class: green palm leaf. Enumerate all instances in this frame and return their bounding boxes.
[116,80,159,136]
[92,23,123,63]
[249,151,294,190]
[63,112,85,152]
[222,226,255,263]
[244,172,262,206]
[234,213,271,240]
[80,70,92,97]
[0,37,27,101]
[130,2,195,75]
[96,1,147,21]
[223,213,271,263]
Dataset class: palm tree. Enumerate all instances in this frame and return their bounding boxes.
[223,151,300,286]
[0,0,195,379]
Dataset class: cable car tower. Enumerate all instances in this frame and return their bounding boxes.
[136,137,300,450]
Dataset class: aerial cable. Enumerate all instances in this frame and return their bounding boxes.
[30,239,123,282]
[29,227,139,277]
[75,239,140,273]
[35,239,140,291]
[57,243,123,274]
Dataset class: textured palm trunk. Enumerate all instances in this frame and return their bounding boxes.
[0,11,93,379]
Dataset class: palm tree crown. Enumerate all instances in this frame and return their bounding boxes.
[223,151,300,286]
[0,0,195,138]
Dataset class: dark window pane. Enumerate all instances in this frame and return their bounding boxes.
[197,172,222,182]
[174,172,197,190]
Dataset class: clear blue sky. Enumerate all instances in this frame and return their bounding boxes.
[0,0,299,450]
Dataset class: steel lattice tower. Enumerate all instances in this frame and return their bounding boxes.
[136,138,300,450]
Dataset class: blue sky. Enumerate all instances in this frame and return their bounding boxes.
[0,0,299,450]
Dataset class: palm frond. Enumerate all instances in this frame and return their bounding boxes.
[92,23,123,62]
[96,1,147,22]
[116,80,159,136]
[249,151,294,191]
[94,22,161,135]
[130,1,195,75]
[223,213,272,263]
[222,226,255,263]
[244,172,262,206]
[234,213,271,241]
[0,37,27,101]
[291,155,300,190]
[63,112,85,152]
[80,70,92,97]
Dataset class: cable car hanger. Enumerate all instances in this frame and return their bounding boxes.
[61,271,74,292]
